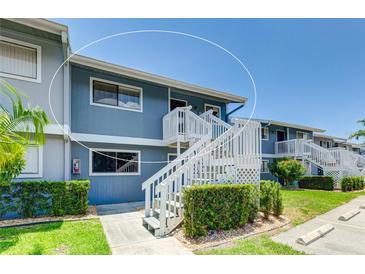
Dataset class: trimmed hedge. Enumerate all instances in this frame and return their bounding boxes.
[0,180,90,219]
[183,184,259,238]
[260,180,283,218]
[298,176,334,191]
[340,176,364,192]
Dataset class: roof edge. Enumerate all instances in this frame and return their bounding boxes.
[248,118,326,133]
[6,18,68,35]
[70,54,247,104]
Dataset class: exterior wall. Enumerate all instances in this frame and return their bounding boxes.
[170,88,228,121]
[261,123,313,156]
[0,20,66,125]
[0,20,68,182]
[260,123,314,181]
[71,64,169,139]
[71,142,177,204]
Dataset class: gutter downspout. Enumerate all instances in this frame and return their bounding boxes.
[225,103,245,122]
[62,31,71,180]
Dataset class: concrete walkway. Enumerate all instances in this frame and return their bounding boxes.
[272,195,365,255]
[97,202,193,255]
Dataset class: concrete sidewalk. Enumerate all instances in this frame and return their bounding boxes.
[97,202,193,255]
[272,195,365,255]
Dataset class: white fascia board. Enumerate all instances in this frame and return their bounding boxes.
[71,132,166,147]
[70,54,247,104]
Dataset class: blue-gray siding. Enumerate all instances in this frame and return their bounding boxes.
[71,142,177,204]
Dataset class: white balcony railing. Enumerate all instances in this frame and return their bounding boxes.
[162,106,210,144]
[274,139,307,157]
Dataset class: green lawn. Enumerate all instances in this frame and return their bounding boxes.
[196,235,305,255]
[197,189,365,255]
[282,189,365,226]
[0,219,111,255]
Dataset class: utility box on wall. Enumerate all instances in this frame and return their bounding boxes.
[72,159,81,175]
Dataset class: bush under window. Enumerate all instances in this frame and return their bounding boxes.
[0,179,90,220]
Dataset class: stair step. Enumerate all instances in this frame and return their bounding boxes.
[166,200,183,208]
[154,208,178,218]
[143,216,160,230]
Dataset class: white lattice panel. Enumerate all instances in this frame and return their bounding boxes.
[235,167,260,185]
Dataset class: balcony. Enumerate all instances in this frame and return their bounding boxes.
[162,106,210,145]
[274,139,308,157]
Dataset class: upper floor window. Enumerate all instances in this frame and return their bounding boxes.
[90,149,140,176]
[204,104,221,118]
[261,127,269,140]
[0,37,41,83]
[91,77,143,112]
[296,131,309,140]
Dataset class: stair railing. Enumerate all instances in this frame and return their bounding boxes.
[155,119,261,235]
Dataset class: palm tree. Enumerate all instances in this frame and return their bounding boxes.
[349,119,365,143]
[0,79,49,168]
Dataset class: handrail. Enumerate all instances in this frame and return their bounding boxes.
[200,110,231,140]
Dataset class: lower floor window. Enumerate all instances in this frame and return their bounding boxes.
[91,150,140,175]
[261,160,269,173]
[18,145,43,178]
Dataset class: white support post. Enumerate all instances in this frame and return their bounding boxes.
[177,141,181,157]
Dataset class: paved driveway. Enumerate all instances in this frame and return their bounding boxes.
[272,195,365,255]
[97,202,193,255]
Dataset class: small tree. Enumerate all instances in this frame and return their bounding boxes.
[349,118,365,143]
[270,159,306,187]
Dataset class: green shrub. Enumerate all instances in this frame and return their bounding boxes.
[298,176,334,191]
[183,184,259,238]
[340,176,364,192]
[0,143,26,185]
[269,159,306,187]
[260,180,283,218]
[0,180,90,219]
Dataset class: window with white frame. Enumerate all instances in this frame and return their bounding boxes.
[204,104,221,118]
[91,78,142,111]
[261,127,269,140]
[18,145,43,178]
[261,160,269,173]
[91,150,140,175]
[296,131,309,140]
[0,37,41,82]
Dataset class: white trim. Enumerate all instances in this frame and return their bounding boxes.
[261,127,269,141]
[71,132,165,147]
[170,97,188,110]
[296,131,309,140]
[89,77,143,113]
[248,118,325,133]
[89,148,141,176]
[71,54,247,104]
[167,153,178,163]
[261,159,269,173]
[204,103,221,119]
[18,145,43,178]
[0,36,42,83]
[167,87,171,112]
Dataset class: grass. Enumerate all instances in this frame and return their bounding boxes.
[197,189,365,255]
[195,235,305,255]
[0,219,111,255]
[282,189,365,226]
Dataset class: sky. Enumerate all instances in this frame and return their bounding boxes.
[54,18,365,142]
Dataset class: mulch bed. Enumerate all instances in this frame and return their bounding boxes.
[0,206,98,228]
[173,212,291,251]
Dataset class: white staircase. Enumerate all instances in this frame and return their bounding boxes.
[276,139,365,187]
[141,108,261,237]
